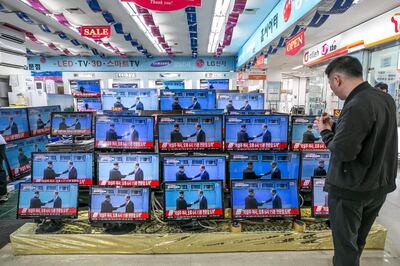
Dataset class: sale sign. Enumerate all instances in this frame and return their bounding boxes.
[80,26,111,40]
[121,0,201,11]
[286,29,305,55]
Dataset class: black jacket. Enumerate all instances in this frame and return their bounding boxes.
[109,169,127,181]
[134,168,144,181]
[130,130,139,141]
[237,131,254,143]
[242,168,262,180]
[176,171,191,181]
[302,130,319,143]
[266,168,281,180]
[244,196,263,209]
[321,82,398,200]
[120,201,134,213]
[68,167,77,179]
[170,130,188,142]
[43,167,61,179]
[30,197,46,208]
[265,195,282,209]
[106,130,123,141]
[101,200,118,213]
[48,197,62,208]
[193,196,208,209]
[313,166,327,176]
[172,102,182,110]
[189,129,206,142]
[176,198,191,210]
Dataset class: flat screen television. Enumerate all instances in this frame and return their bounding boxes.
[27,105,61,136]
[95,115,154,150]
[229,110,270,115]
[76,98,102,112]
[200,79,229,90]
[17,182,79,219]
[162,80,185,90]
[231,179,299,219]
[51,112,93,136]
[31,152,93,186]
[4,135,48,179]
[101,88,158,111]
[300,151,330,189]
[71,79,101,97]
[216,92,264,111]
[229,152,300,180]
[225,115,289,151]
[89,186,150,222]
[0,107,30,141]
[159,89,216,110]
[97,153,160,187]
[184,109,225,115]
[163,156,226,182]
[158,115,222,151]
[312,177,329,218]
[290,116,327,151]
[164,181,224,221]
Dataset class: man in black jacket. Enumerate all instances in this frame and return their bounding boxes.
[193,190,208,209]
[176,191,192,210]
[109,162,129,181]
[188,123,206,142]
[226,99,235,112]
[18,148,30,167]
[176,165,191,181]
[105,124,125,141]
[302,124,320,143]
[237,124,254,143]
[242,162,265,180]
[171,97,182,111]
[315,56,397,266]
[43,161,67,180]
[100,195,118,213]
[313,160,327,176]
[170,123,188,143]
[244,189,265,209]
[29,191,48,208]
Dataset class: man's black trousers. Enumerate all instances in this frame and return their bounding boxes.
[329,193,387,266]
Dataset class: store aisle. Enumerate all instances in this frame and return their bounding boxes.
[0,178,399,266]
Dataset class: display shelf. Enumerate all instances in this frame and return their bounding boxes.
[10,211,387,255]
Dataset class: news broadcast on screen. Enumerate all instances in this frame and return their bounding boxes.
[51,112,93,136]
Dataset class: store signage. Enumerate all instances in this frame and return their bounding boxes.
[27,56,236,72]
[248,71,267,80]
[115,73,136,78]
[303,6,400,66]
[121,0,201,11]
[375,70,399,84]
[236,0,322,67]
[333,109,341,117]
[205,73,227,78]
[80,26,111,40]
[255,54,265,68]
[285,29,305,56]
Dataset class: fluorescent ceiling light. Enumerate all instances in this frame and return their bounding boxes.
[292,65,303,70]
[122,2,164,53]
[208,0,233,53]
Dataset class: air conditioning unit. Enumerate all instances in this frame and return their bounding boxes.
[0,24,27,68]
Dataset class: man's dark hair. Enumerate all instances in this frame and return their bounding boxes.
[199,190,203,195]
[307,124,313,129]
[247,161,253,166]
[179,165,184,169]
[271,189,277,194]
[325,56,363,78]
[375,82,388,92]
[179,191,184,195]
[105,195,110,199]
[248,188,254,193]
[174,123,180,128]
[193,97,197,101]
[126,195,130,199]
[54,191,59,195]
[174,97,179,101]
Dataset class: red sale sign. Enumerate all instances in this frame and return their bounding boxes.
[80,26,111,40]
[121,0,201,11]
[286,29,305,56]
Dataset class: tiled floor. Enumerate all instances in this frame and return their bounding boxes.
[0,179,399,265]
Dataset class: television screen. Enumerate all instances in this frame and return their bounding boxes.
[312,177,329,217]
[162,80,185,90]
[51,112,93,136]
[4,135,48,179]
[184,109,225,115]
[163,156,226,182]
[229,110,271,115]
[225,115,289,151]
[231,179,299,219]
[17,182,78,219]
[159,89,216,110]
[71,80,101,97]
[89,187,150,222]
[0,107,29,141]
[101,89,158,111]
[290,116,327,150]
[47,94,74,112]
[217,92,264,111]
[97,153,159,187]
[32,152,93,186]
[300,151,330,189]
[95,115,154,150]
[200,79,229,90]
[229,152,300,180]
[76,98,102,112]
[28,106,61,136]
[158,115,222,151]
[164,181,224,221]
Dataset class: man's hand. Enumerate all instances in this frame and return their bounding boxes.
[314,115,332,132]
[321,112,334,127]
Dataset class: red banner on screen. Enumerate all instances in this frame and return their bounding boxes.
[11,164,31,177]
[233,208,299,217]
[286,29,305,56]
[4,132,30,142]
[165,208,223,218]
[301,179,311,188]
[98,180,159,187]
[291,143,327,151]
[18,208,76,215]
[96,140,153,149]
[313,206,329,215]
[72,92,101,98]
[52,129,91,135]
[226,142,288,150]
[159,142,221,150]
[121,0,201,11]
[90,212,149,220]
[80,26,111,40]
[31,127,50,136]
[32,179,92,185]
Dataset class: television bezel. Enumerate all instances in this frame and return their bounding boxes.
[50,111,93,137]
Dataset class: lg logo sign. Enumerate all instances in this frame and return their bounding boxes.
[391,13,400,33]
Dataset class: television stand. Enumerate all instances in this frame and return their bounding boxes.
[103,223,136,235]
[35,219,63,234]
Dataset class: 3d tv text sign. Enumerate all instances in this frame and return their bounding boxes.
[80,26,111,40]
[121,0,201,11]
[236,0,322,67]
[285,29,305,56]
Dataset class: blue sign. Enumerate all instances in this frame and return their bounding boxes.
[236,0,322,67]
[28,56,236,72]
